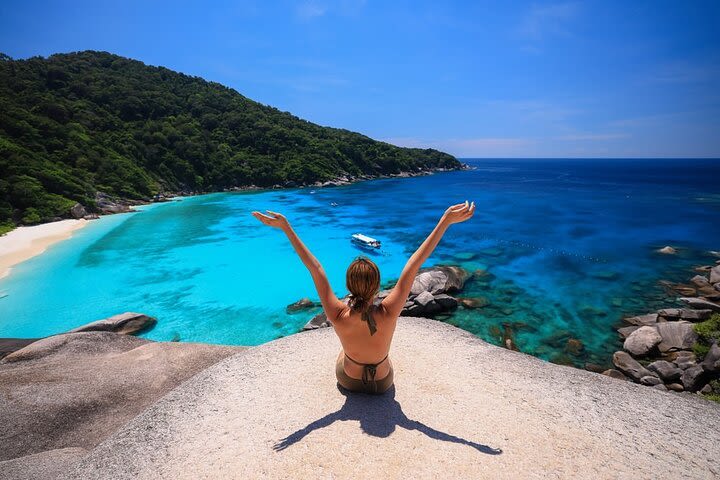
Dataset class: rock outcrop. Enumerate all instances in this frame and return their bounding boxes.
[610,263,720,396]
[53,318,720,480]
[67,312,157,336]
[302,265,473,330]
[0,332,243,471]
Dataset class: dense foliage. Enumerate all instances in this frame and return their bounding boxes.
[0,51,460,229]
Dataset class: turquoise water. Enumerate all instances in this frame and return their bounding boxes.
[1,159,719,368]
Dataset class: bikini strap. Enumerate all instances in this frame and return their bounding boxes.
[344,353,389,392]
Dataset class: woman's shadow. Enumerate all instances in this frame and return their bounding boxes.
[273,385,502,455]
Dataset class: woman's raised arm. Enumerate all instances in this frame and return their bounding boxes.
[381,201,475,318]
[251,210,346,323]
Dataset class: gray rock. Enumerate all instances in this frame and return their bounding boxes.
[602,369,629,381]
[410,266,469,295]
[679,297,720,312]
[679,308,712,321]
[711,265,720,284]
[433,294,459,309]
[286,298,315,313]
[647,360,683,382]
[652,383,668,391]
[680,365,705,391]
[302,313,331,331]
[0,332,241,462]
[458,297,490,309]
[700,383,713,394]
[655,321,698,352]
[623,326,662,356]
[672,352,697,370]
[701,343,720,372]
[690,275,711,288]
[623,313,658,326]
[69,203,87,219]
[666,383,684,392]
[66,312,157,336]
[657,308,681,319]
[612,351,653,381]
[617,326,639,339]
[377,289,391,299]
[640,375,662,386]
[414,291,435,307]
[657,246,677,254]
[618,325,640,338]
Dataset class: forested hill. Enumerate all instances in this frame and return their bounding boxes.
[0,51,461,229]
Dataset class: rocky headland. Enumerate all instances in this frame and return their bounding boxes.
[605,261,720,400]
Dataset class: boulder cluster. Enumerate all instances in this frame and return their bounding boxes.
[299,265,479,330]
[605,261,720,396]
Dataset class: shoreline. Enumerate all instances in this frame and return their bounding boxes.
[0,219,88,280]
[0,166,465,281]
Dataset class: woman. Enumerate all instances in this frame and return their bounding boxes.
[251,201,475,394]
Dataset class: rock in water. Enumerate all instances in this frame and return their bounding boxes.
[617,326,639,339]
[655,321,698,352]
[623,313,658,326]
[458,297,490,309]
[432,294,458,309]
[657,246,677,254]
[711,266,720,284]
[679,297,720,312]
[68,312,157,336]
[286,298,315,313]
[410,266,469,295]
[623,326,661,356]
[612,351,654,381]
[302,313,331,331]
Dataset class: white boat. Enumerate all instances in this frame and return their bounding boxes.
[351,233,381,249]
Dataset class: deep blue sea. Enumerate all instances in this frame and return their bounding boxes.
[1,158,719,368]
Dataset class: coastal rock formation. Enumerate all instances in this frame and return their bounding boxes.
[52,318,720,480]
[67,312,157,336]
[302,265,472,328]
[69,203,87,219]
[657,246,677,254]
[623,326,662,356]
[409,265,469,295]
[0,332,242,471]
[612,351,654,381]
[655,321,697,352]
[286,298,315,313]
[94,192,133,215]
[611,263,720,397]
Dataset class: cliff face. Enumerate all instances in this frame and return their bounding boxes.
[2,318,714,480]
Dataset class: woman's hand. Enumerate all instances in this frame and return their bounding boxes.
[251,210,290,230]
[441,200,475,225]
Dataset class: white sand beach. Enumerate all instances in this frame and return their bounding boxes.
[0,220,87,279]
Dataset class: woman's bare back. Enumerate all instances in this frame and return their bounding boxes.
[332,304,397,380]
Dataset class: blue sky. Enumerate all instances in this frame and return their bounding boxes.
[1,1,718,157]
